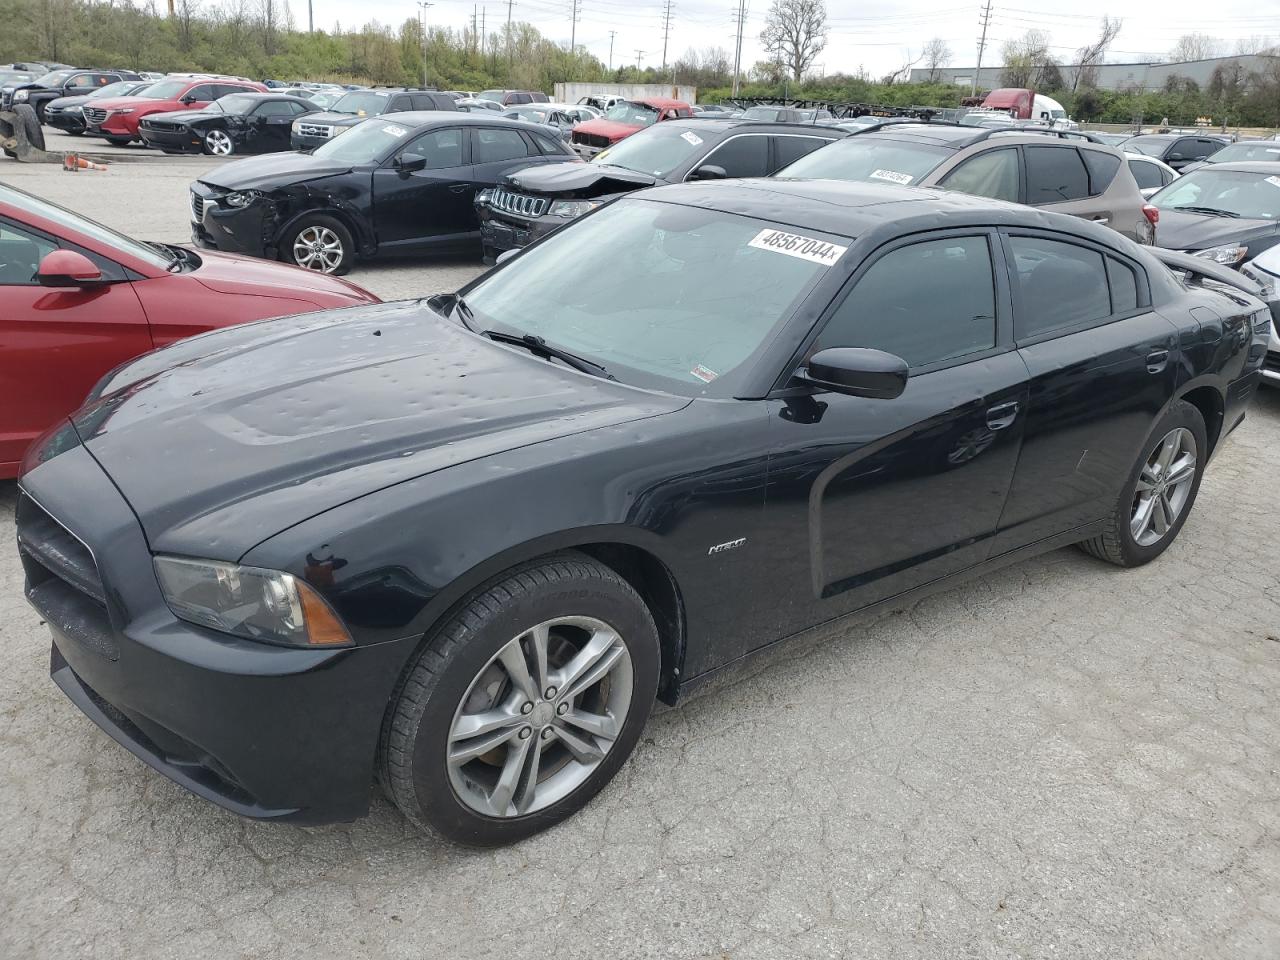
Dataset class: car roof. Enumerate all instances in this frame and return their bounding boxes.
[859,123,992,146]
[1192,161,1280,173]
[660,118,843,136]
[356,111,547,129]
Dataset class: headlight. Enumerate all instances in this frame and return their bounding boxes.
[224,190,262,208]
[154,556,352,647]
[13,89,28,102]
[476,188,493,205]
[1194,244,1248,265]
[548,199,602,218]
[329,125,349,137]
[114,107,135,115]
[291,120,302,132]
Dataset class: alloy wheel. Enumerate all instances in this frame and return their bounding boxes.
[1130,426,1197,547]
[292,226,344,273]
[205,129,233,155]
[446,616,633,818]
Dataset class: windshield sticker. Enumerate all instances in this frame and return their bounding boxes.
[748,229,847,267]
[382,124,406,137]
[870,168,913,185]
[690,364,719,383]
[680,130,703,146]
[1266,176,1280,189]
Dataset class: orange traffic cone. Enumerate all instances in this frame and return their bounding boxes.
[62,153,107,172]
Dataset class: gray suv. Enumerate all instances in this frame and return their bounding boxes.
[777,123,1156,244]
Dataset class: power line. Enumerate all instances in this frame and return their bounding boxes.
[973,0,993,97]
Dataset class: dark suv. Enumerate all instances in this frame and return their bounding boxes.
[1124,133,1229,171]
[477,118,845,260]
[3,68,140,118]
[290,88,457,150]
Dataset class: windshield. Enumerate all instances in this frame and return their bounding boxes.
[34,70,75,87]
[1151,169,1280,219]
[311,118,408,164]
[604,101,660,126]
[478,90,507,102]
[0,71,36,84]
[311,91,340,108]
[0,183,173,270]
[594,124,706,178]
[1206,142,1280,163]
[462,198,840,395]
[87,80,134,99]
[1124,136,1174,157]
[215,94,257,114]
[510,107,550,122]
[775,135,952,186]
[331,91,389,116]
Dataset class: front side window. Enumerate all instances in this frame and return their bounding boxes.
[252,99,296,117]
[1007,236,1111,340]
[401,127,463,168]
[939,148,1019,202]
[0,185,169,270]
[1024,146,1090,204]
[776,135,953,187]
[816,236,997,368]
[185,84,218,102]
[473,127,530,162]
[0,218,58,286]
[701,135,770,178]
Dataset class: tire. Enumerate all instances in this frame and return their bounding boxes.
[202,127,235,156]
[66,129,84,137]
[14,103,44,150]
[280,214,354,275]
[103,135,131,146]
[378,553,660,846]
[1078,399,1207,567]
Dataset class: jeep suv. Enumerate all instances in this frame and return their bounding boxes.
[290,88,456,150]
[777,123,1156,244]
[85,76,267,144]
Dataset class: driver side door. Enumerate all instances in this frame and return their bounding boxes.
[371,126,473,249]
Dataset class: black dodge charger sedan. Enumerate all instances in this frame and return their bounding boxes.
[139,92,317,156]
[190,112,579,272]
[19,180,1269,845]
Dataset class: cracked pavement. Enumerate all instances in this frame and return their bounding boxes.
[2,156,1280,959]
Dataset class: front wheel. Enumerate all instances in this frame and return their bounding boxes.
[1079,399,1207,567]
[280,214,354,275]
[202,127,234,156]
[379,554,660,845]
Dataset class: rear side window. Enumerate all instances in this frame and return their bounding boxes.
[531,132,568,156]
[1024,146,1090,204]
[939,148,1019,202]
[772,135,831,169]
[1008,236,1111,339]
[1107,257,1138,313]
[1128,158,1163,191]
[1081,149,1120,195]
[816,235,997,368]
[473,127,531,162]
[703,135,770,178]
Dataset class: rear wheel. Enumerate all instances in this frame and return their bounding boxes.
[202,127,234,156]
[281,214,354,275]
[378,554,660,845]
[1079,400,1207,567]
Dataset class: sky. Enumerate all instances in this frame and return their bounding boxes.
[300,0,1279,80]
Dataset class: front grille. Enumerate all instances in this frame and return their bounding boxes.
[191,190,205,223]
[297,122,331,139]
[142,119,176,131]
[573,131,610,149]
[16,493,105,606]
[84,106,108,125]
[487,188,549,219]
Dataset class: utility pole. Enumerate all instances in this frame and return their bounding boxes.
[972,0,993,98]
[731,0,746,97]
[307,0,313,32]
[418,2,433,88]
[634,48,645,70]
[569,0,581,52]
[481,6,486,60]
[608,29,617,70]
[506,0,516,70]
[472,6,478,56]
[660,0,674,72]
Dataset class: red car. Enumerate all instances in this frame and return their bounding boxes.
[0,182,379,478]
[569,97,692,158]
[85,76,267,144]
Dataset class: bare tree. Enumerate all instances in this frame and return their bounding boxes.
[1072,15,1121,91]
[175,0,201,53]
[258,0,282,55]
[1233,36,1278,56]
[922,37,951,83]
[759,0,827,82]
[1169,33,1220,62]
[882,50,923,86]
[1000,29,1053,88]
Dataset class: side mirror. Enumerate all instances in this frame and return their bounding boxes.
[800,347,908,399]
[495,248,519,265]
[689,164,728,181]
[396,154,427,174]
[37,250,104,288]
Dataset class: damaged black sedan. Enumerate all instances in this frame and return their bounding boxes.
[477,117,844,260]
[20,180,1269,846]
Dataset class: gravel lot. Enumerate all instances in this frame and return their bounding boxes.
[2,152,1280,960]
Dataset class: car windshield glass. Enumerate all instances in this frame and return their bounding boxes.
[595,124,706,177]
[1123,136,1173,157]
[512,107,549,122]
[140,79,191,100]
[33,70,75,86]
[216,94,256,114]
[0,184,172,269]
[0,71,35,84]
[461,198,840,395]
[87,81,133,99]
[479,90,507,102]
[311,92,340,108]
[331,91,389,116]
[605,101,660,126]
[311,118,408,163]
[742,107,780,120]
[1207,142,1280,163]
[775,135,951,185]
[1151,169,1280,219]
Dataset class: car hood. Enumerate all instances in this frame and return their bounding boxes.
[503,162,658,196]
[46,94,91,109]
[300,110,368,126]
[91,95,173,111]
[574,118,646,141]
[143,107,221,124]
[200,152,354,190]
[1154,208,1280,252]
[190,246,377,304]
[72,301,686,557]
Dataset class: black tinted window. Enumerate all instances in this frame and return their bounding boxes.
[1128,158,1163,190]
[1081,149,1120,195]
[940,148,1018,201]
[1107,257,1138,313]
[1025,146,1090,204]
[402,127,463,168]
[254,100,296,117]
[1008,236,1110,339]
[704,135,770,177]
[186,84,218,101]
[473,127,531,162]
[772,135,831,169]
[817,236,997,368]
[0,218,58,286]
[531,132,568,155]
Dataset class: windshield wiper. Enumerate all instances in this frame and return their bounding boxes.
[1171,205,1241,218]
[482,329,614,380]
[448,293,476,330]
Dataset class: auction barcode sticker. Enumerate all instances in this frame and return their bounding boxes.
[1266,175,1280,189]
[748,229,847,266]
[870,168,913,185]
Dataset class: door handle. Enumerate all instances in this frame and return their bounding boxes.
[1090,215,1110,224]
[986,401,1020,430]
[449,184,469,193]
[1145,348,1169,373]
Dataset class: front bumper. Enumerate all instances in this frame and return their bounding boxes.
[19,442,415,824]
[477,207,565,261]
[141,125,203,153]
[189,185,275,258]
[44,108,85,133]
[95,113,140,138]
[291,132,331,151]
[1263,309,1280,385]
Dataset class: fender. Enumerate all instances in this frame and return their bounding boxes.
[273,200,375,257]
